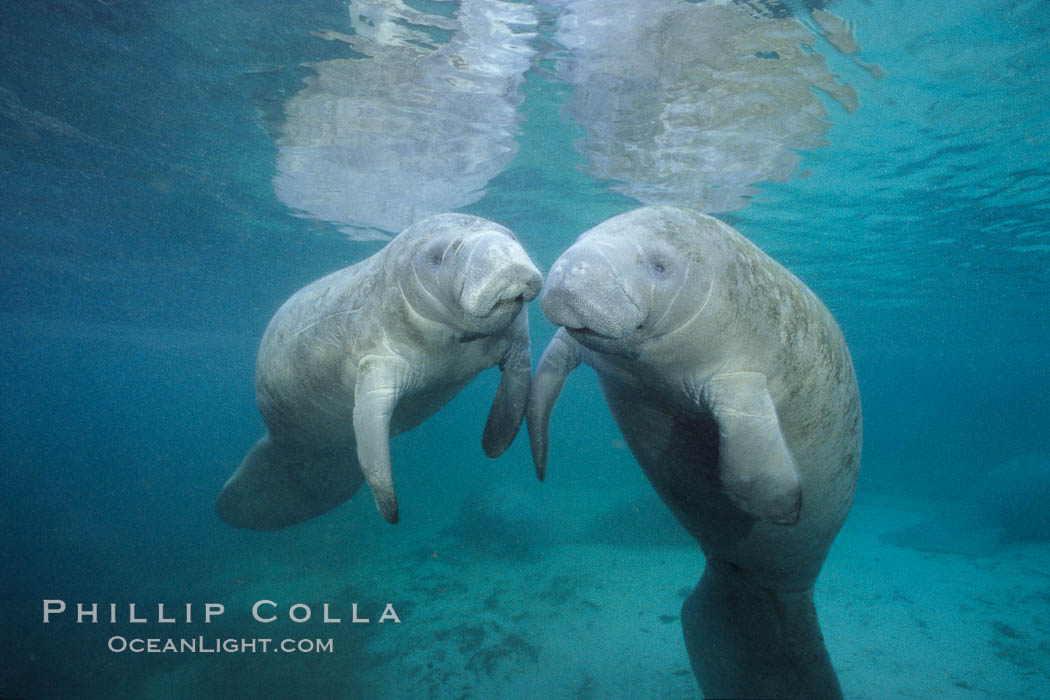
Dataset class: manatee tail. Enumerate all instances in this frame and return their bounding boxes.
[681,562,842,700]
[216,436,364,530]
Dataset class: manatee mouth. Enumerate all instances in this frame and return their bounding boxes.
[565,326,626,348]
[462,252,542,321]
[541,271,645,343]
[566,326,606,339]
[565,320,644,342]
[565,325,643,359]
[480,292,526,318]
[497,292,526,308]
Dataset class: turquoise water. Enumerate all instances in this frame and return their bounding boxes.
[2,1,1049,697]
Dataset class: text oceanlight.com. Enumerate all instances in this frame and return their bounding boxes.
[107,636,334,654]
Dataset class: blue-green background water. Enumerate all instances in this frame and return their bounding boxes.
[2,1,1049,697]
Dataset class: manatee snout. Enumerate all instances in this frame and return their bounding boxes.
[542,243,645,339]
[459,234,542,320]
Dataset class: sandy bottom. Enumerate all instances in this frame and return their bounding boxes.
[110,486,1050,699]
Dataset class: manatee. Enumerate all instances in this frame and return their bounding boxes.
[217,213,542,529]
[527,206,861,699]
[448,485,550,559]
[880,453,1050,556]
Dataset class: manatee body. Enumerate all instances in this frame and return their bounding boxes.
[881,453,1050,556]
[218,213,542,529]
[528,206,861,698]
[450,485,550,559]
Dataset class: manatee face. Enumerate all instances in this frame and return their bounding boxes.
[404,215,542,337]
[541,208,714,355]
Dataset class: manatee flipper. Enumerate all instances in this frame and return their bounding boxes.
[701,371,801,525]
[216,436,363,530]
[880,514,1003,556]
[354,355,413,524]
[525,328,582,481]
[682,562,843,700]
[482,312,532,458]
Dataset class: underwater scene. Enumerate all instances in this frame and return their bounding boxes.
[2,0,1049,698]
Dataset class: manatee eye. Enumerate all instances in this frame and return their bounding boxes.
[422,243,444,268]
[650,257,671,277]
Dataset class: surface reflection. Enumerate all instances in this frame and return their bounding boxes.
[274,0,868,238]
[549,0,861,212]
[275,0,537,240]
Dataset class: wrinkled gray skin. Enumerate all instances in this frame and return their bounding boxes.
[218,213,542,529]
[527,207,861,699]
